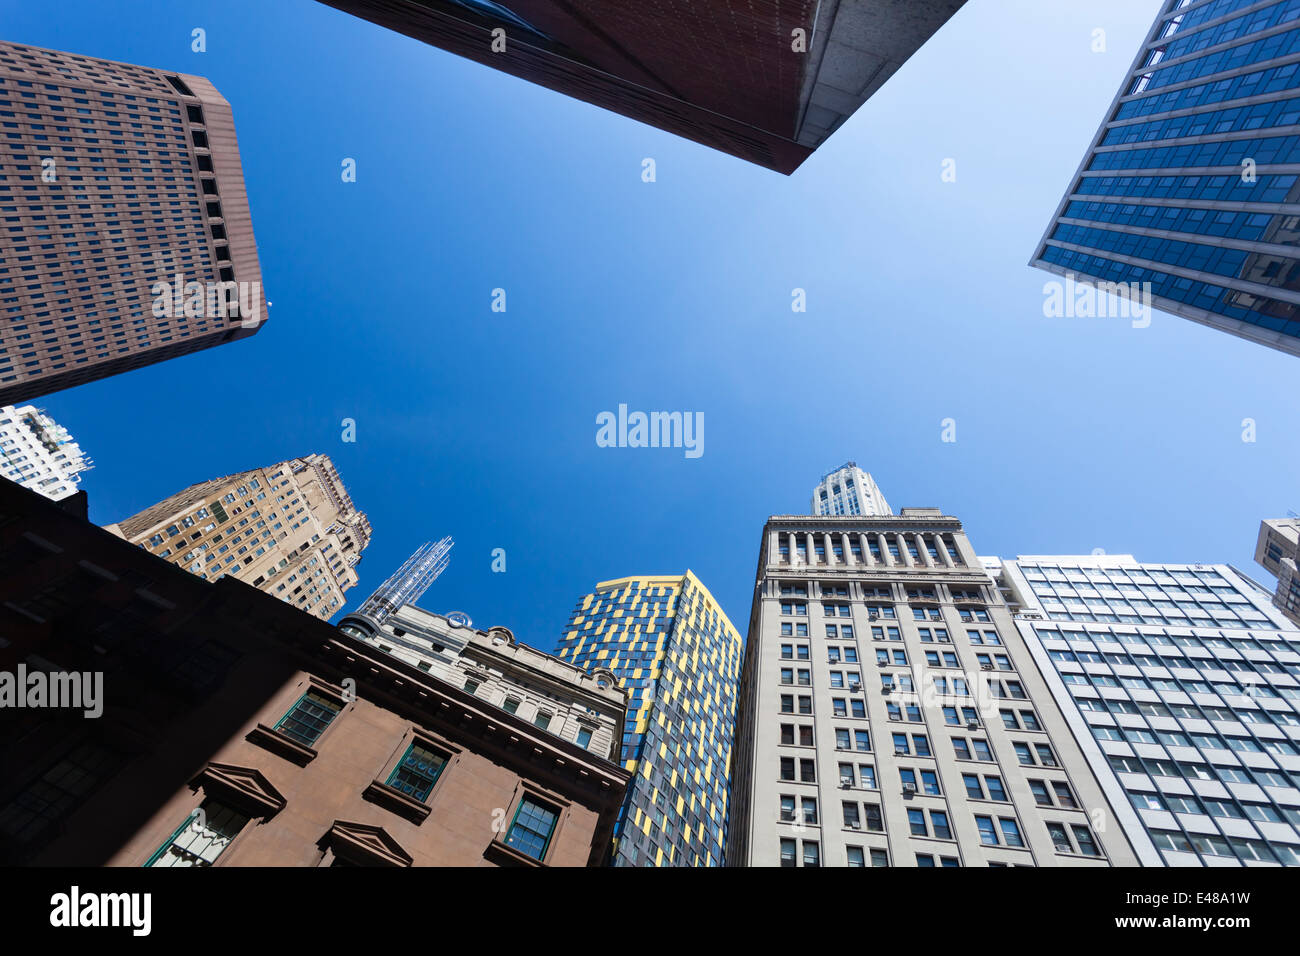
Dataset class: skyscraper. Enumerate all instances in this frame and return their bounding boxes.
[1256,516,1300,627]
[0,404,91,501]
[556,571,743,866]
[1031,0,1300,356]
[0,40,267,404]
[728,481,1139,866]
[994,553,1300,867]
[105,453,369,621]
[315,0,967,174]
[812,461,892,516]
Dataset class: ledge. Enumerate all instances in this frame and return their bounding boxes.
[246,723,318,766]
[362,780,432,824]
[483,839,546,868]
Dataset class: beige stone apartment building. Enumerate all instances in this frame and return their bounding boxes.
[106,453,369,620]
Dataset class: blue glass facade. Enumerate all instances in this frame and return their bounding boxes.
[1033,0,1300,355]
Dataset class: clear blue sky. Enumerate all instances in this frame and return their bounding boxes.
[6,0,1298,650]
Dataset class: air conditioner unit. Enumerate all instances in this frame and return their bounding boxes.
[1054,843,1073,853]
[848,821,861,830]
[894,747,909,756]
[902,782,917,793]
[840,780,853,789]
[966,720,980,730]
[868,612,880,621]
[850,682,862,692]
[882,686,893,695]
[981,664,994,671]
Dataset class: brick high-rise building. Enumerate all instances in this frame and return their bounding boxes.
[727,474,1139,867]
[1031,0,1300,356]
[0,477,629,867]
[0,40,267,404]
[556,571,744,866]
[105,454,369,621]
[315,1,967,174]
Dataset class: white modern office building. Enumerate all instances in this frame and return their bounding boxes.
[992,554,1300,867]
[812,462,892,517]
[0,405,91,502]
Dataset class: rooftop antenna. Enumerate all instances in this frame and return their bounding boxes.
[355,538,453,627]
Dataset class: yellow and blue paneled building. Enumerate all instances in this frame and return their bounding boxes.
[557,571,743,866]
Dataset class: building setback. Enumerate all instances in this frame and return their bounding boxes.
[0,477,630,867]
[315,0,967,175]
[105,453,370,621]
[994,554,1300,867]
[728,498,1139,867]
[1031,0,1300,356]
[556,572,743,866]
[0,403,91,501]
[1256,517,1300,627]
[0,40,267,404]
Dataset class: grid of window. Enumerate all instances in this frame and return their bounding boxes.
[1015,559,1300,866]
[1034,0,1300,348]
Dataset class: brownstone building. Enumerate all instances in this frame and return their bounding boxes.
[316,0,967,174]
[0,41,266,404]
[0,478,630,867]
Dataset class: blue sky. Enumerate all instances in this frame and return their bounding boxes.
[6,0,1298,650]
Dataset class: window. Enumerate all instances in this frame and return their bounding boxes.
[780,795,796,822]
[503,697,520,714]
[385,742,448,802]
[576,727,593,749]
[145,799,248,867]
[273,689,341,747]
[780,838,797,867]
[505,797,559,861]
[908,808,928,836]
[803,841,821,867]
[975,815,998,845]
[847,846,865,867]
[534,711,552,731]
[998,818,1024,848]
[931,810,952,840]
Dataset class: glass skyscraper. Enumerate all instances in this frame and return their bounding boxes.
[995,554,1300,866]
[556,571,743,866]
[1032,0,1300,355]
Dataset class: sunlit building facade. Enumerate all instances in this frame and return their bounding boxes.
[105,453,369,621]
[995,554,1300,866]
[557,571,743,866]
[0,404,91,501]
[812,462,892,517]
